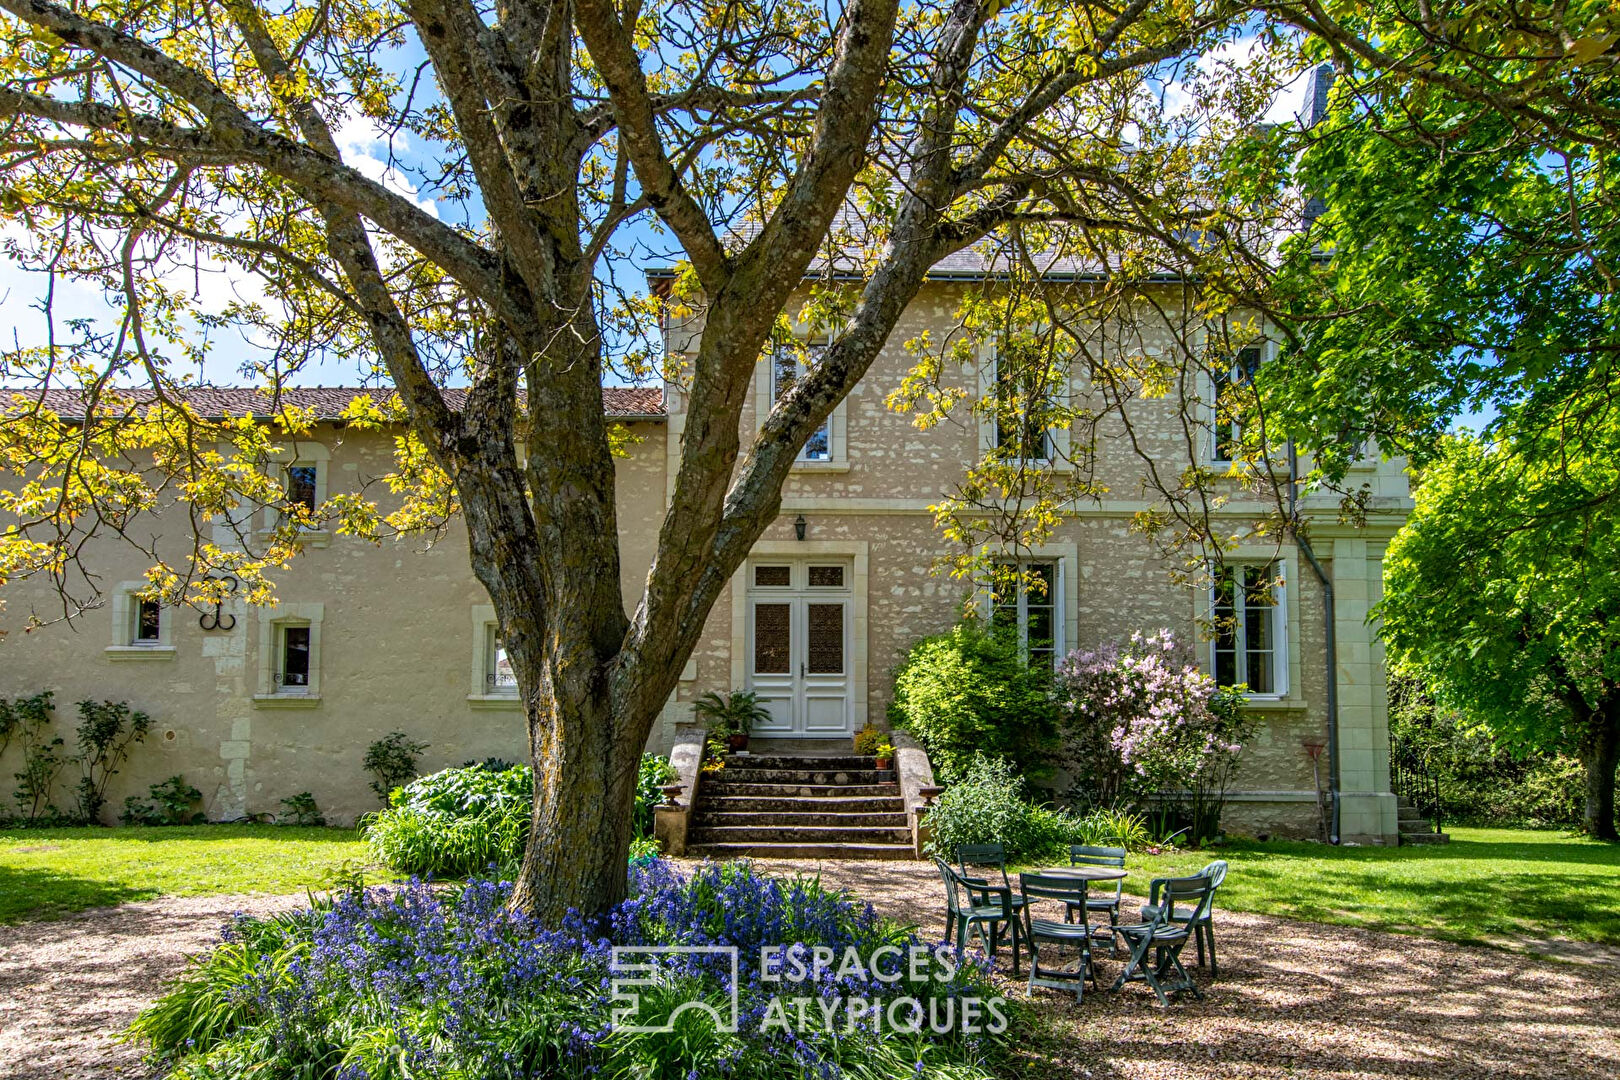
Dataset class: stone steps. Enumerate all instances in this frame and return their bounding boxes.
[687,841,917,861]
[702,794,904,814]
[700,810,908,828]
[690,752,914,861]
[1395,796,1450,844]
[700,781,899,799]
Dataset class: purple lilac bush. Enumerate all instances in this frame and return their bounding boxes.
[131,860,1011,1080]
[1057,629,1253,836]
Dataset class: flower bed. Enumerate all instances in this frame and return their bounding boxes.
[131,861,1015,1079]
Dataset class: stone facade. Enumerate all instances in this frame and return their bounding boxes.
[0,281,1410,841]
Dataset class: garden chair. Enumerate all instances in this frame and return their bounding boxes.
[955,843,1028,919]
[1139,859,1227,975]
[1066,845,1127,941]
[1112,874,1217,1005]
[1017,872,1113,1004]
[933,856,1022,974]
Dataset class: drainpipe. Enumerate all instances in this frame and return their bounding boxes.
[1289,444,1341,845]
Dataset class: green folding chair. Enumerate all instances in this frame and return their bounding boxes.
[1066,844,1126,936]
[1139,859,1227,975]
[956,843,1029,920]
[1113,874,1216,1005]
[933,856,1022,975]
[1018,871,1112,1003]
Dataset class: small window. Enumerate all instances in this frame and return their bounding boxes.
[772,345,831,462]
[807,565,845,588]
[991,560,1059,668]
[285,464,318,513]
[278,625,311,692]
[1212,563,1282,694]
[132,599,161,645]
[486,625,518,695]
[754,565,792,588]
[1212,347,1263,462]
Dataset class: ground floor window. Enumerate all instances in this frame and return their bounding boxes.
[486,625,517,695]
[1212,562,1284,694]
[991,559,1060,668]
[277,625,312,692]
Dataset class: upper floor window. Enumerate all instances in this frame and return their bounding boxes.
[772,344,831,462]
[285,463,319,513]
[990,559,1060,668]
[1211,562,1284,695]
[107,582,174,659]
[992,347,1055,464]
[1211,346,1263,462]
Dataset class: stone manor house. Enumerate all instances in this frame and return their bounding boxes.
[0,274,1413,844]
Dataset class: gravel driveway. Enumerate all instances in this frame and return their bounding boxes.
[2,860,1616,1080]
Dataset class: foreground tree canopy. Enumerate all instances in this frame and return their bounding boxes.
[1,0,1617,914]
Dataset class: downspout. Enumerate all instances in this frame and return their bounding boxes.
[1289,444,1341,845]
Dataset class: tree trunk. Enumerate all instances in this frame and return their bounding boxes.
[1579,706,1620,841]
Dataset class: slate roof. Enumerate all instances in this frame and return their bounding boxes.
[5,385,665,421]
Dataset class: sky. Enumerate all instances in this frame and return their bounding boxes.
[0,32,1322,392]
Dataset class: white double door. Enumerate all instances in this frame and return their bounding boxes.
[745,559,851,736]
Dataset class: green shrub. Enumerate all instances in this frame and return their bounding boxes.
[122,775,204,825]
[74,699,152,822]
[888,623,1057,783]
[635,753,678,838]
[927,757,1150,861]
[362,731,429,803]
[277,792,325,826]
[365,763,533,876]
[367,754,679,876]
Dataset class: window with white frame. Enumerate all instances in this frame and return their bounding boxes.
[771,343,832,462]
[1211,346,1263,462]
[262,444,330,533]
[132,598,162,645]
[990,560,1060,668]
[107,583,174,657]
[485,625,518,695]
[275,623,313,693]
[1211,562,1285,694]
[255,602,323,704]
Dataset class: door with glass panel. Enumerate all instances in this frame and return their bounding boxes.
[745,560,852,736]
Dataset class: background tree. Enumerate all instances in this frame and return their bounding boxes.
[0,0,1282,919]
[1380,416,1620,840]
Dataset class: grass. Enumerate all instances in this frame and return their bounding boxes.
[0,824,372,924]
[1074,826,1620,947]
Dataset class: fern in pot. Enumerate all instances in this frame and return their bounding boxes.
[693,690,771,751]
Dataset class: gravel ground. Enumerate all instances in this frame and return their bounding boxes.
[0,893,306,1080]
[677,857,1620,1080]
[2,861,1616,1080]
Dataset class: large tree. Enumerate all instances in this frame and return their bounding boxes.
[0,0,1291,919]
[1381,417,1620,840]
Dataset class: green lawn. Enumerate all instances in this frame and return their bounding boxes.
[1086,826,1620,947]
[0,824,371,923]
[6,825,1619,948]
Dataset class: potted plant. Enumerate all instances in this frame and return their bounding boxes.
[692,690,770,753]
[853,722,883,755]
[872,741,895,771]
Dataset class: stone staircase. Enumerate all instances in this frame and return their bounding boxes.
[689,753,913,860]
[1396,796,1450,845]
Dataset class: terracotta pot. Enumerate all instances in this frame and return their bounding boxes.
[727,733,750,751]
[873,757,892,771]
